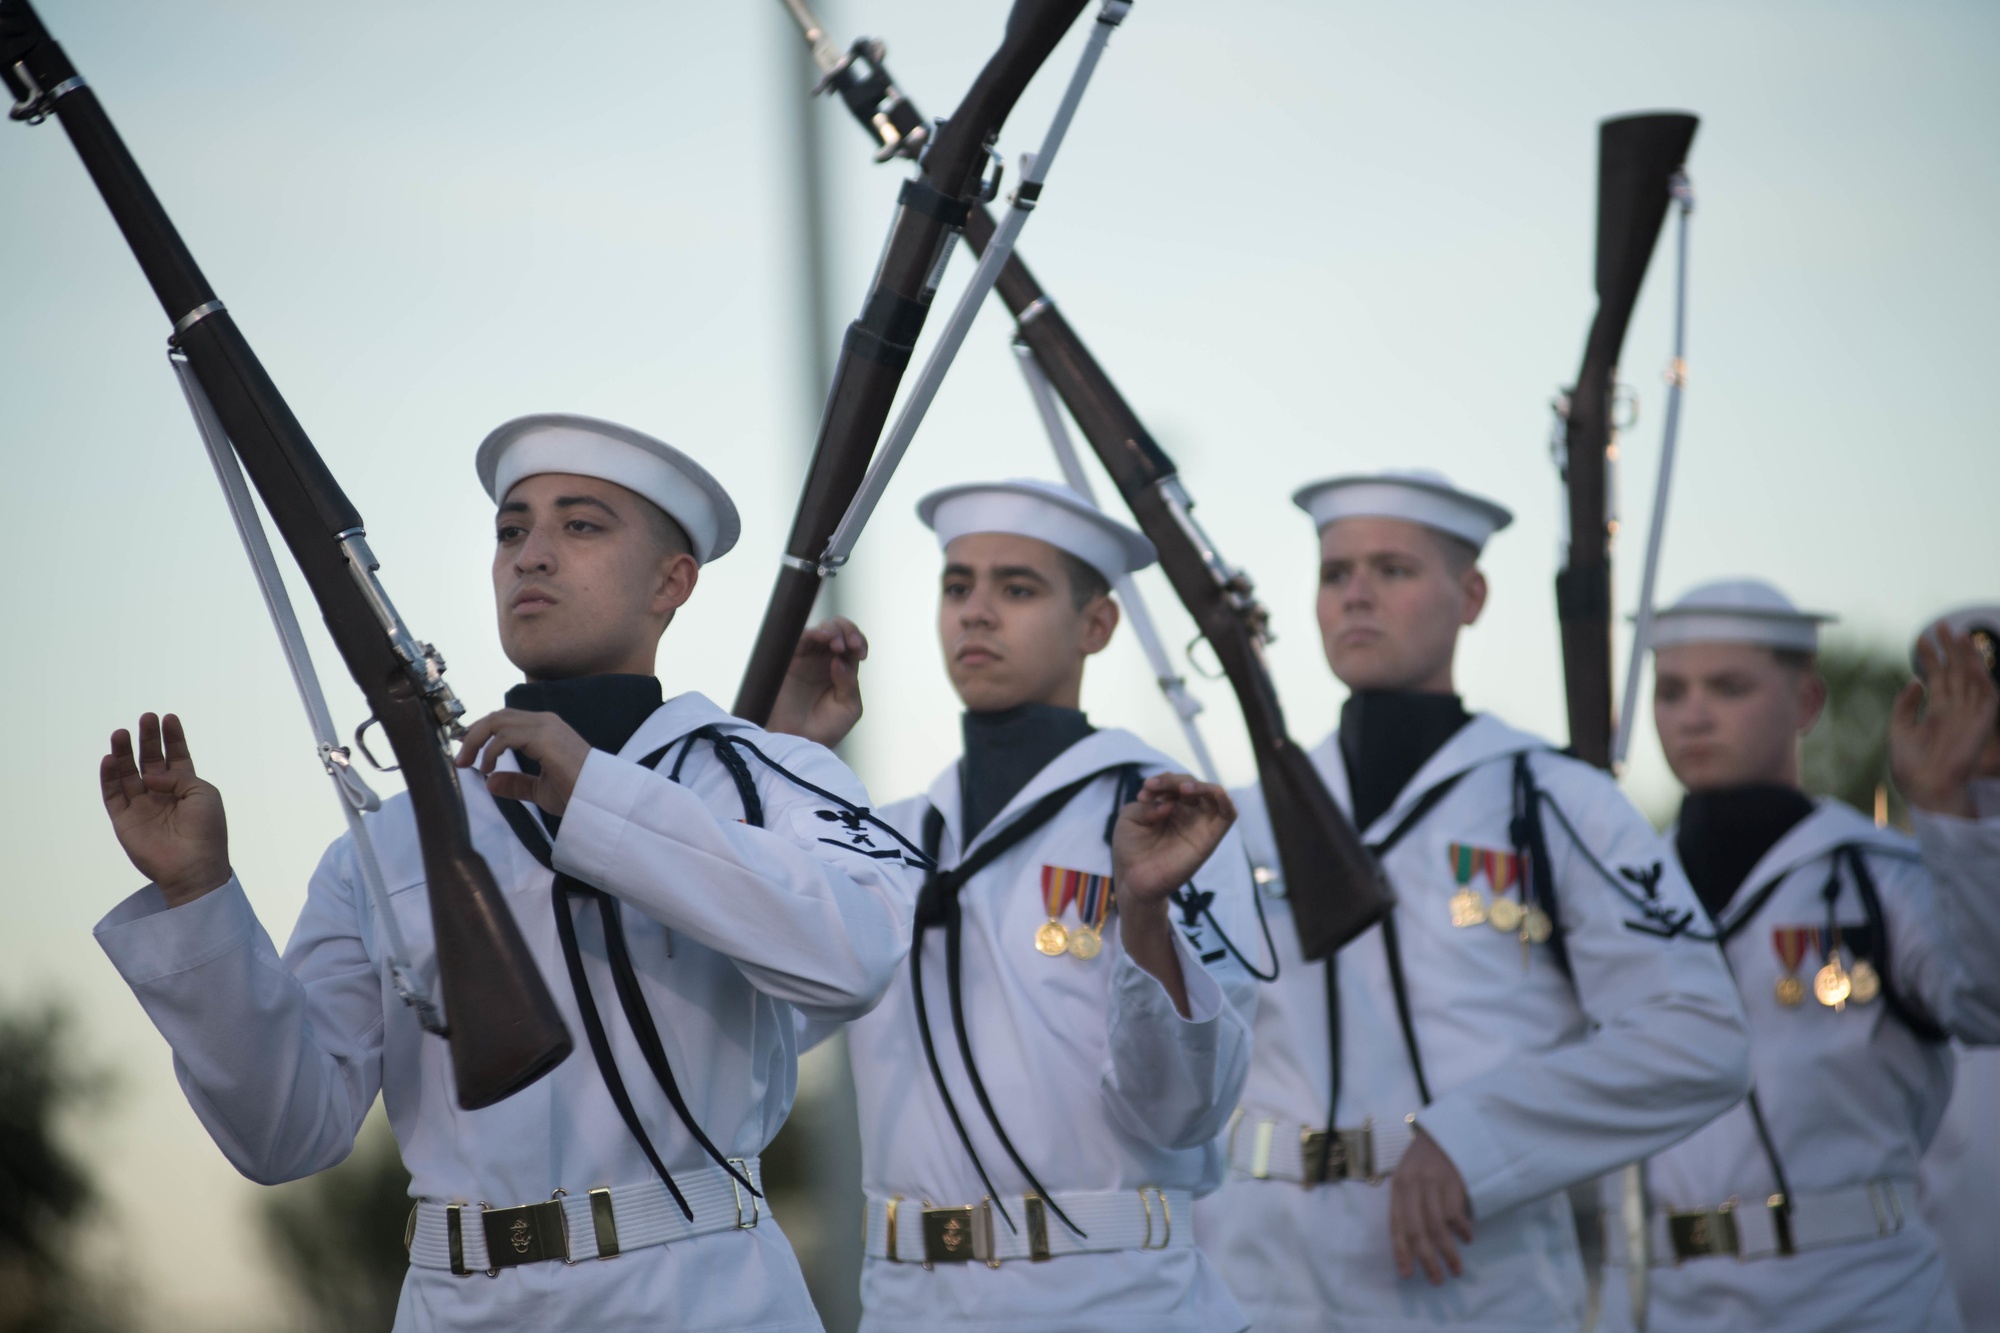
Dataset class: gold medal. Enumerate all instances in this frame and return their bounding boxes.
[1449,887,1488,928]
[1035,920,1069,956]
[1848,958,1881,1005]
[1067,927,1102,960]
[1775,975,1806,1007]
[1814,959,1851,1010]
[1488,897,1524,933]
[1522,908,1553,945]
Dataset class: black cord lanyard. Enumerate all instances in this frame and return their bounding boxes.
[1322,770,1470,1140]
[911,767,1131,1237]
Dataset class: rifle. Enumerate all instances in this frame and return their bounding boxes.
[1552,112,1698,770]
[1,0,572,1111]
[779,1,1390,958]
[734,0,1089,724]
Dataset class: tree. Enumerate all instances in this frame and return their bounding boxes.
[1802,639,1912,827]
[0,1006,120,1333]
[261,1113,411,1333]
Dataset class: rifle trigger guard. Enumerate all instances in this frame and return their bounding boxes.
[976,145,1005,204]
[355,717,400,773]
[1185,634,1226,682]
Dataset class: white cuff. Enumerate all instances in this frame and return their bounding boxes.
[94,877,257,986]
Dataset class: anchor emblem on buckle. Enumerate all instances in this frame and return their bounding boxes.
[509,1218,533,1254]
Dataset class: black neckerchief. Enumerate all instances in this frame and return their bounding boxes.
[1321,690,1467,1151]
[959,702,1096,844]
[1677,784,1815,920]
[1337,690,1472,832]
[503,674,664,834]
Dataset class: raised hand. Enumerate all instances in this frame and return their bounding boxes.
[1389,1128,1474,1285]
[766,617,869,750]
[455,709,593,816]
[100,713,232,907]
[1110,774,1236,1017]
[1111,774,1237,909]
[1891,623,2000,817]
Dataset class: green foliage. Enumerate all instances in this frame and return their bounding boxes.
[1801,638,1911,826]
[0,1006,120,1333]
[261,1113,411,1333]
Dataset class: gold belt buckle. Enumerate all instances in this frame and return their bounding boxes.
[921,1201,995,1266]
[480,1198,571,1270]
[1668,1202,1741,1261]
[1300,1125,1374,1184]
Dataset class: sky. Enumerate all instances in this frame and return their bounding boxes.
[1,0,1995,1325]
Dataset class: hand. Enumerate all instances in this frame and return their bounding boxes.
[1111,775,1235,1018]
[1389,1128,1474,1285]
[1891,623,2000,817]
[765,617,868,749]
[100,713,232,908]
[455,709,593,816]
[1110,774,1237,910]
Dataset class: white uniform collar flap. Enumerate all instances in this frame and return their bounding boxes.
[1313,712,1549,842]
[1711,797,1915,929]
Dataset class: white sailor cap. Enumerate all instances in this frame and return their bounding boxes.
[916,478,1156,583]
[1648,579,1836,653]
[1912,604,2000,682]
[1291,468,1514,551]
[476,413,741,563]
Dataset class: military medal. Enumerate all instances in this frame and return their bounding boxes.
[1488,896,1524,933]
[1849,957,1882,1005]
[1446,844,1488,927]
[1772,928,1809,1007]
[1814,958,1851,1010]
[1522,908,1553,944]
[1068,868,1113,960]
[1815,922,1851,1011]
[1035,866,1075,956]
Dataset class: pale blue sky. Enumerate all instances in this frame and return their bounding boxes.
[1,1,1994,1324]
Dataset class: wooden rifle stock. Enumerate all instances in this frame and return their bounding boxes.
[971,212,1389,957]
[735,0,1088,723]
[778,3,1388,955]
[1557,112,1697,769]
[1,0,572,1110]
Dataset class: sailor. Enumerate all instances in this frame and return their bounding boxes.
[92,414,916,1331]
[1912,605,2000,1333]
[1598,581,2000,1332]
[1195,469,1751,1331]
[772,478,1258,1332]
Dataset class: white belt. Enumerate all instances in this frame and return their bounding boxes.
[408,1159,763,1274]
[1224,1108,1418,1185]
[1609,1177,1914,1267]
[865,1187,1193,1265]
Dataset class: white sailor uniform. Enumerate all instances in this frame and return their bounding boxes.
[1197,714,1752,1333]
[96,693,914,1333]
[832,727,1258,1333]
[1599,793,2000,1333]
[1919,776,2000,1333]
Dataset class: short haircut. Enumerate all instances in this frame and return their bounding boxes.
[1055,550,1111,610]
[638,498,693,560]
[1429,529,1479,577]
